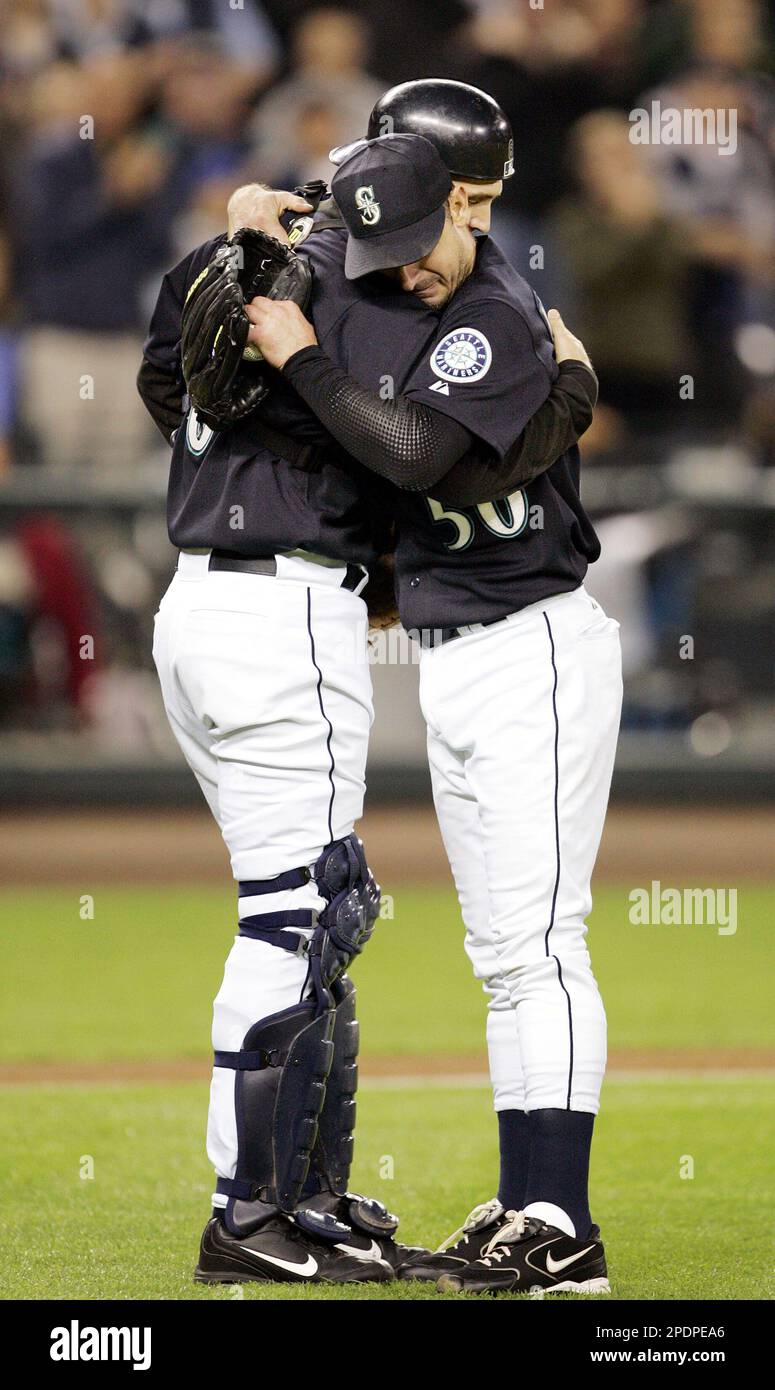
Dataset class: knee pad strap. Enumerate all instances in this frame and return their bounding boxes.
[234,835,381,1013]
[237,909,315,957]
[238,866,312,897]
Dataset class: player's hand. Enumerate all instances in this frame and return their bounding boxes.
[245,296,318,369]
[547,309,593,371]
[227,184,313,242]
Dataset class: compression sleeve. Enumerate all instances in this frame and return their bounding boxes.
[432,362,598,507]
[282,345,473,490]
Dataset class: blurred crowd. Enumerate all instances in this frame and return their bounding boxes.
[0,0,774,738]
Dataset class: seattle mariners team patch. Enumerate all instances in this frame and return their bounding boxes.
[430,328,492,385]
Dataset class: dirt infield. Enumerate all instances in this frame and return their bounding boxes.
[2,1047,773,1087]
[2,804,774,886]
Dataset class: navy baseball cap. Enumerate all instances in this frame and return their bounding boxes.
[331,133,452,281]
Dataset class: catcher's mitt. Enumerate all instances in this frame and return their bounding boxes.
[180,227,313,430]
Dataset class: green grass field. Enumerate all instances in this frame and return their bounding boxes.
[2,884,773,1060]
[2,883,773,1300]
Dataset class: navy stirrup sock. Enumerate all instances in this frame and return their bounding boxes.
[522,1108,594,1238]
[497,1109,531,1212]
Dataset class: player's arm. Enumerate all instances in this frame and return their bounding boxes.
[136,355,186,445]
[247,293,558,492]
[282,343,473,490]
[432,311,597,505]
[401,299,597,504]
[247,300,474,490]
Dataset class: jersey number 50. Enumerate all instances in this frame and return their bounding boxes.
[426,488,528,551]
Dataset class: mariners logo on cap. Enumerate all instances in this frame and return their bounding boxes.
[355,185,381,226]
[431,328,492,384]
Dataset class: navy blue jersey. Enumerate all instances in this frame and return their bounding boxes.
[316,234,601,628]
[385,239,599,628]
[143,231,392,564]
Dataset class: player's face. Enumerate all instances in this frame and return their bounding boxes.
[456,179,503,235]
[382,180,502,309]
[385,211,478,308]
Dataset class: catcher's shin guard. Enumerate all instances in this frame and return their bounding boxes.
[299,975,400,1245]
[215,999,335,1235]
[222,835,381,1239]
[306,973,359,1197]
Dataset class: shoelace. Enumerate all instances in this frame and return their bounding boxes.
[480,1209,529,1264]
[434,1197,503,1254]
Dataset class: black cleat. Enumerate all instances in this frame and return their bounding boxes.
[194,1213,392,1285]
[398,1197,504,1282]
[437,1210,610,1296]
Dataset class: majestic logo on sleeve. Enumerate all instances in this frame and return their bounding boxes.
[355,185,381,226]
[431,328,492,385]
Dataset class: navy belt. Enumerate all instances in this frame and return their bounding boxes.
[206,552,365,591]
[410,616,508,649]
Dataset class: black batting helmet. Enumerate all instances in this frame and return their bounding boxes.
[366,78,514,184]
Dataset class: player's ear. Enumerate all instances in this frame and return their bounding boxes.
[447,183,469,227]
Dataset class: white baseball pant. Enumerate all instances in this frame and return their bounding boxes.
[152,551,372,1191]
[418,585,622,1115]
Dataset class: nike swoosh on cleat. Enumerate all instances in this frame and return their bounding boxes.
[334,1239,383,1262]
[239,1247,318,1277]
[545,1246,596,1275]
